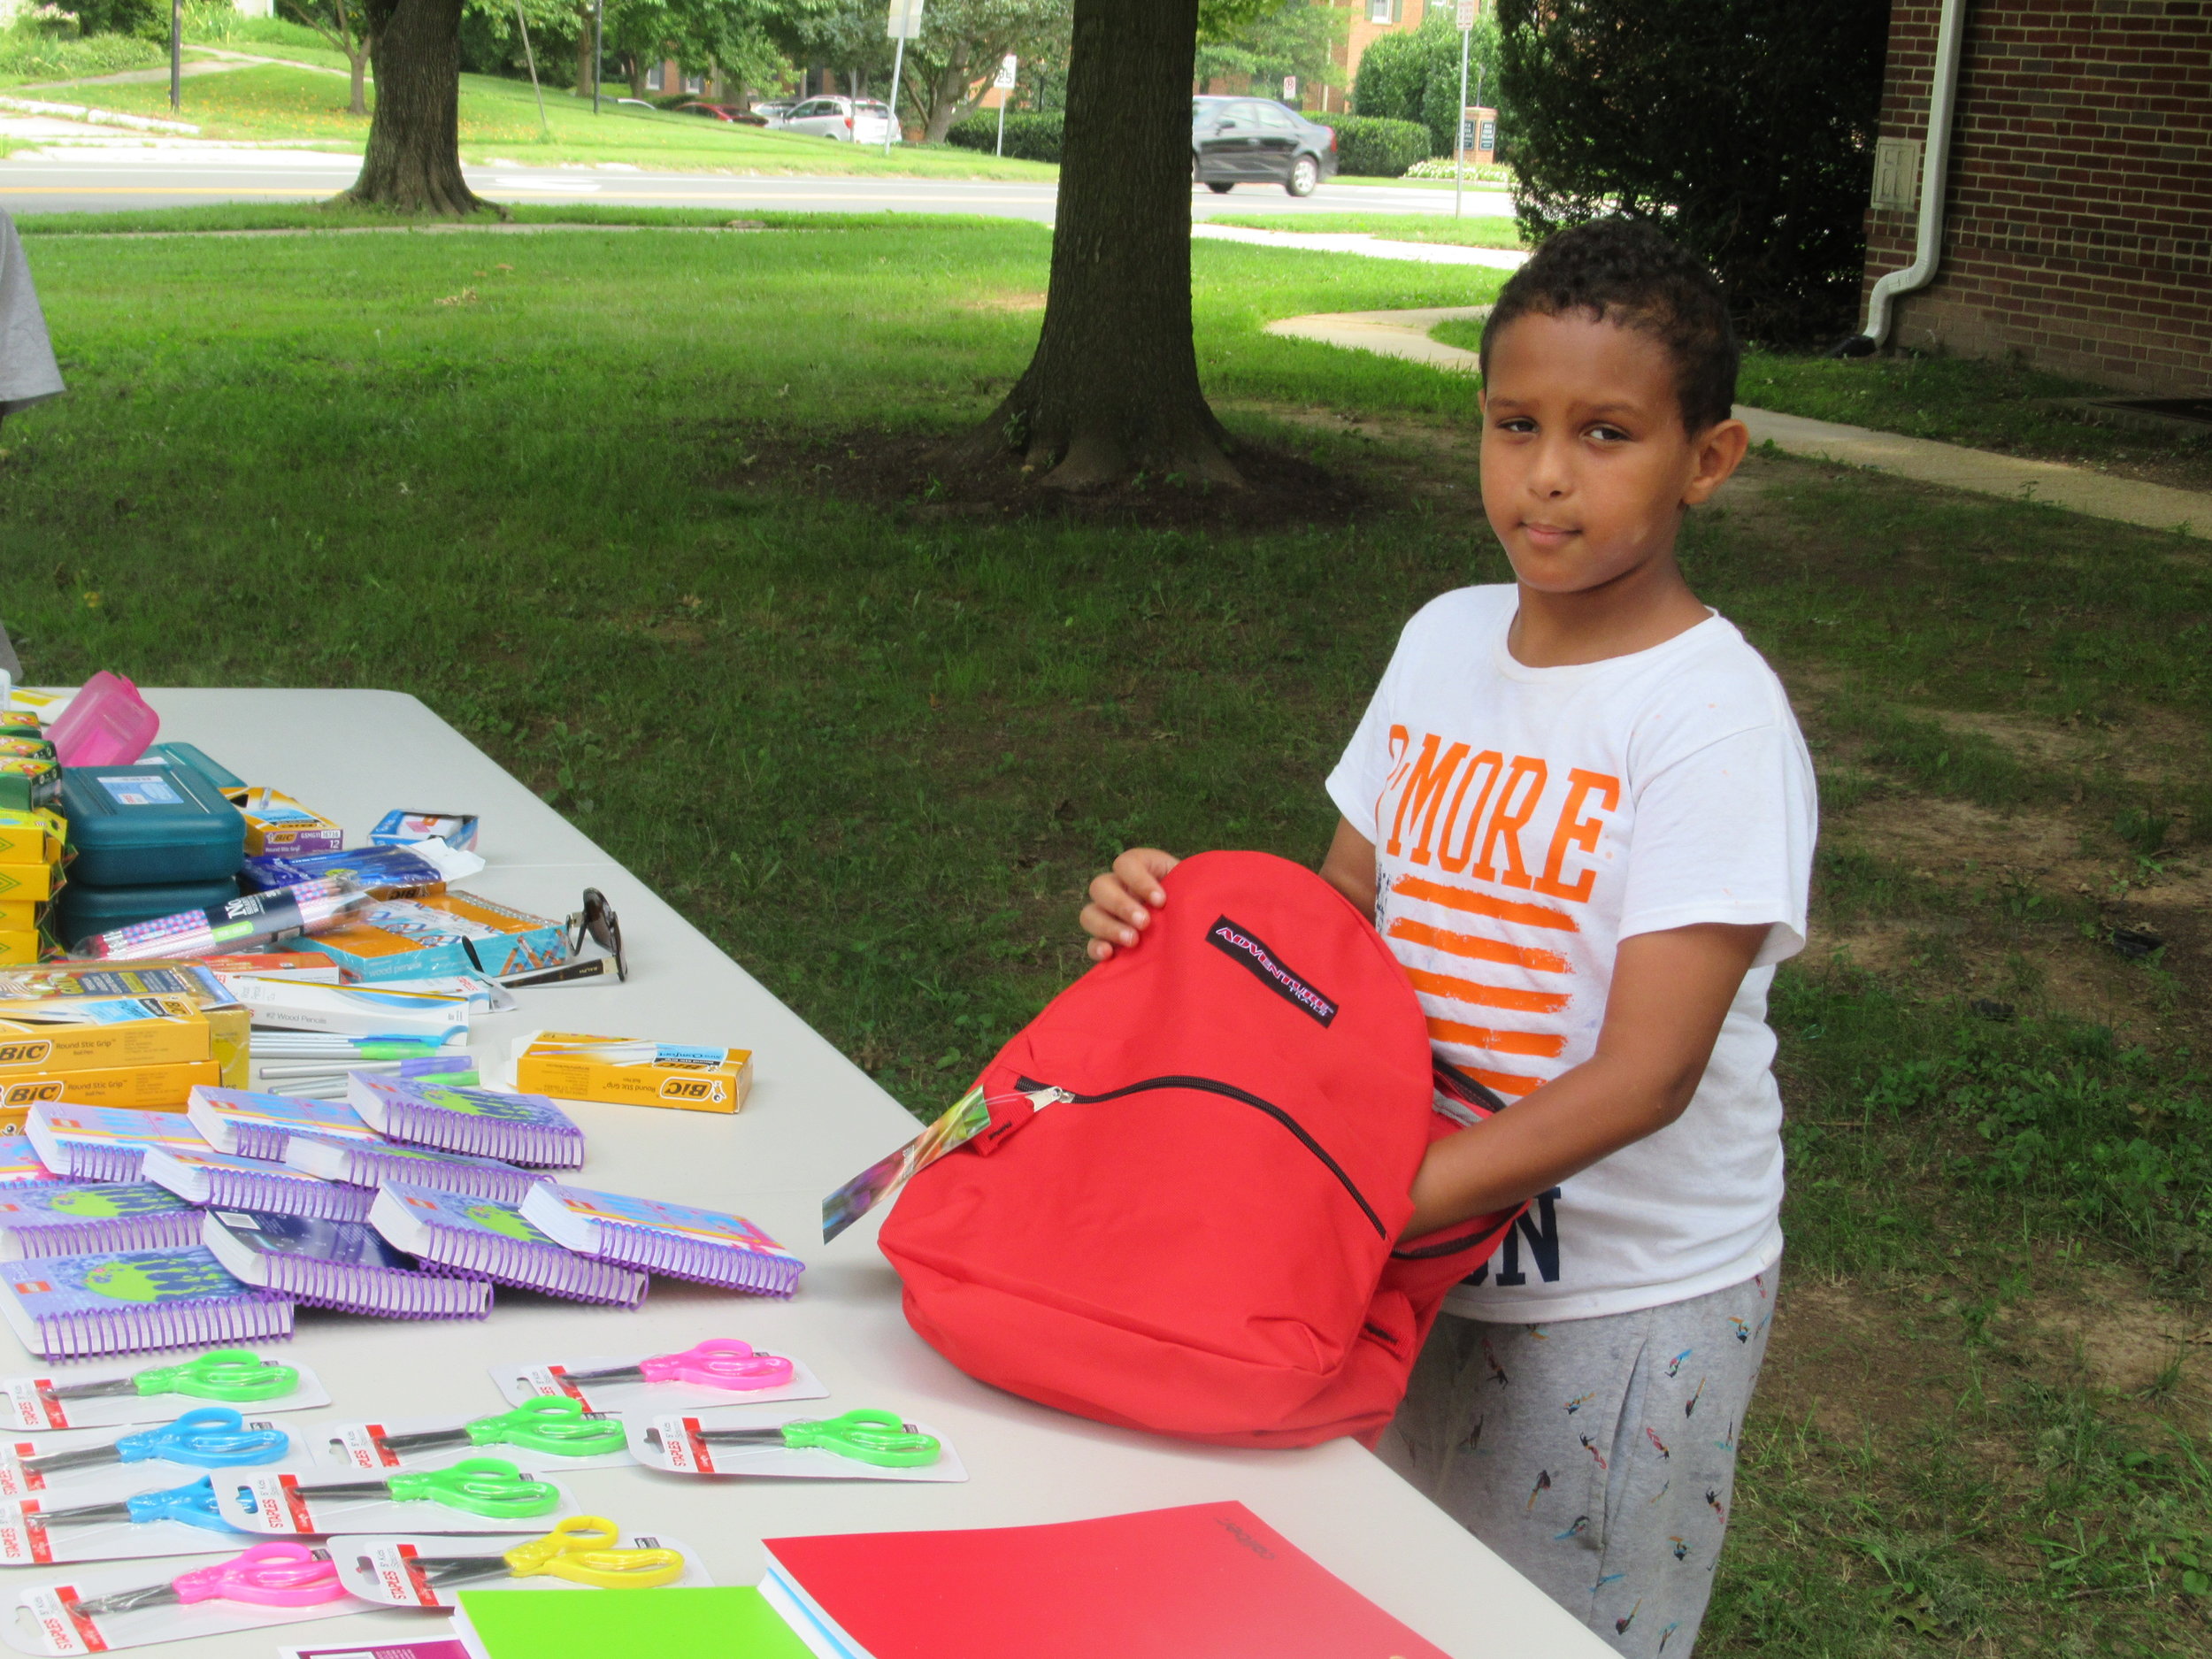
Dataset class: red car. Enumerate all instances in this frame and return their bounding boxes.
[676,101,768,126]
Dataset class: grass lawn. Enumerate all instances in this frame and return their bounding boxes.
[1428,315,2212,493]
[6,211,2209,1655]
[1210,211,1525,250]
[12,57,1057,180]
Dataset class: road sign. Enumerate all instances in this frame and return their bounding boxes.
[886,0,924,41]
[1456,0,1476,29]
[995,54,1017,89]
[1282,76,1296,100]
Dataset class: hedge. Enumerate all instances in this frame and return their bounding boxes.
[945,111,1062,165]
[1326,115,1432,178]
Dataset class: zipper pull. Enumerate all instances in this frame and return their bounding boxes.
[1021,1086,1072,1110]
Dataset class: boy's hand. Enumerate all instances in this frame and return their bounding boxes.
[1079,849,1180,961]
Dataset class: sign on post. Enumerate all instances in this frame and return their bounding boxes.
[884,0,923,157]
[885,0,925,39]
[1456,0,1475,28]
[994,53,1018,89]
[1281,76,1296,100]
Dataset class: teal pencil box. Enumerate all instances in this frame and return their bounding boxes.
[53,876,243,951]
[59,755,248,887]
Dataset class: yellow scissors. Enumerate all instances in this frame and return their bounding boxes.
[416,1515,686,1592]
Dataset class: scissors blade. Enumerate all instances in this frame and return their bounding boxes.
[19,1444,122,1477]
[555,1363,644,1387]
[372,1427,472,1456]
[43,1378,134,1403]
[67,1582,180,1619]
[27,1499,132,1527]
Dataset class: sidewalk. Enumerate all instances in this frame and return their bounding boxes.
[1192,222,1528,270]
[1266,304,2208,536]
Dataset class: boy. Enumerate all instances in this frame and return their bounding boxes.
[1079,218,1815,1656]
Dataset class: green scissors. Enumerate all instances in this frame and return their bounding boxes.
[50,1350,300,1405]
[371,1396,628,1462]
[650,1408,942,1469]
[279,1456,562,1520]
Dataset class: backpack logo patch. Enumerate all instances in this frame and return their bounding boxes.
[1206,915,1338,1026]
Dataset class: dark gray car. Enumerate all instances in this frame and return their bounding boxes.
[1192,96,1338,197]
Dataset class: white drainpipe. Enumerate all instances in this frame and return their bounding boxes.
[1853,0,1970,351]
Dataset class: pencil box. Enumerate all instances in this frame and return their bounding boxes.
[58,762,245,887]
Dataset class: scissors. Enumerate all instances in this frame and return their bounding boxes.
[21,1409,291,1479]
[65,1540,345,1620]
[49,1351,300,1405]
[561,1339,794,1394]
[29,1475,240,1536]
[647,1409,941,1469]
[394,1515,686,1594]
[278,1456,562,1520]
[371,1397,628,1462]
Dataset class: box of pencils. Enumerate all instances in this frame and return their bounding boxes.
[0,997,212,1073]
[0,1057,222,1123]
[310,892,565,983]
[515,1032,753,1115]
[0,809,65,866]
[0,964,250,1089]
[229,787,345,858]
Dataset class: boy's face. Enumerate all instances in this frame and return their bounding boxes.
[1479,310,1744,598]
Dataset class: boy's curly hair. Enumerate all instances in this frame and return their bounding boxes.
[1479,218,1739,433]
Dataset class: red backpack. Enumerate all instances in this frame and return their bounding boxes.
[879,850,1522,1449]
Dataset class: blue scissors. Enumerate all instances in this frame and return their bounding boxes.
[31,1476,241,1535]
[20,1408,290,1479]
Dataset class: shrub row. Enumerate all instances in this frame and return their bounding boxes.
[1325,115,1432,178]
[945,111,1062,165]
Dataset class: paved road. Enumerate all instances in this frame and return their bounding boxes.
[0,143,1514,221]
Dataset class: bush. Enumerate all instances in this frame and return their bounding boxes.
[1354,14,1509,161]
[1498,0,1889,345]
[67,0,166,43]
[0,19,164,84]
[945,110,1060,165]
[1326,114,1431,178]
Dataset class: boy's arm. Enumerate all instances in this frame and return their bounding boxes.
[1402,918,1768,1239]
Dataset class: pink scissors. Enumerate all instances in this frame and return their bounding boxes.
[564,1339,794,1393]
[67,1541,347,1620]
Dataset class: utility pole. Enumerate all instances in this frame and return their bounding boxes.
[593,0,604,116]
[1454,0,1474,219]
[169,0,181,112]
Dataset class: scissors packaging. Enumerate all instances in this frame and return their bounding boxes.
[491,1339,829,1415]
[335,1518,708,1608]
[218,1457,579,1535]
[0,1409,299,1502]
[0,1474,246,1565]
[317,1400,637,1475]
[629,1408,968,1485]
[7,1540,369,1655]
[0,1349,328,1431]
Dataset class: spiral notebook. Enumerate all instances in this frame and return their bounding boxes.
[200,1208,494,1320]
[139,1145,375,1223]
[23,1105,208,1184]
[0,1182,201,1260]
[0,1141,61,1187]
[348,1075,585,1169]
[519,1185,803,1297]
[0,1246,293,1359]
[280,1134,542,1206]
[184,1086,381,1162]
[368,1184,648,1308]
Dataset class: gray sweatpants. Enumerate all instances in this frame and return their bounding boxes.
[1379,1265,1778,1658]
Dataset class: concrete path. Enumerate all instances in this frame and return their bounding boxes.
[1193,223,1528,269]
[1266,304,2208,536]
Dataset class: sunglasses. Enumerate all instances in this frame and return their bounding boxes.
[497,888,627,987]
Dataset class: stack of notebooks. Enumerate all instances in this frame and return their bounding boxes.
[449,1503,1452,1659]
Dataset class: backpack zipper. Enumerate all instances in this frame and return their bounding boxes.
[1014,1073,1386,1239]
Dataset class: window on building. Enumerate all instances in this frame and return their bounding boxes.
[646,63,664,91]
[1367,0,1399,22]
[684,73,703,94]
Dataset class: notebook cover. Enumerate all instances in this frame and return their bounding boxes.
[519,1184,803,1296]
[369,1184,646,1309]
[0,1246,294,1360]
[185,1086,379,1161]
[201,1208,494,1319]
[141,1145,374,1222]
[24,1104,205,1184]
[0,1141,60,1186]
[454,1586,813,1659]
[281,1134,541,1205]
[349,1075,584,1169]
[0,1182,201,1259]
[761,1502,1453,1659]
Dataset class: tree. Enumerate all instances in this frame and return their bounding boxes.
[284,0,375,117]
[1193,0,1344,104]
[762,0,895,96]
[1352,11,1504,157]
[894,0,1069,144]
[1498,0,1888,344]
[344,0,491,212]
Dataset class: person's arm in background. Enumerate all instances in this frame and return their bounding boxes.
[1080,819,1766,1238]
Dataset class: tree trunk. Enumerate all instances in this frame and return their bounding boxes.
[348,43,368,118]
[346,0,489,214]
[952,0,1235,489]
[575,9,594,97]
[628,55,646,99]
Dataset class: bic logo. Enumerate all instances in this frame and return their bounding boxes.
[0,1042,54,1067]
[658,1078,726,1104]
[0,1083,63,1107]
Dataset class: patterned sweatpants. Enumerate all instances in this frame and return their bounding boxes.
[1379,1266,1778,1658]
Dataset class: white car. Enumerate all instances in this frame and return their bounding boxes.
[776,96,898,144]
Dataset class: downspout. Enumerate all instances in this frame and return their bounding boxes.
[1835,0,1969,356]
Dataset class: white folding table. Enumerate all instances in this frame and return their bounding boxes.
[4,690,1608,1657]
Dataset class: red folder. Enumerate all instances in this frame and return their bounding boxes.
[762,1500,1454,1659]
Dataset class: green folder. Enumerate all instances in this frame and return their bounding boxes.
[454,1586,818,1659]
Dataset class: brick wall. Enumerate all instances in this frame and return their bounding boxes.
[1317,0,1432,114]
[1862,0,2210,393]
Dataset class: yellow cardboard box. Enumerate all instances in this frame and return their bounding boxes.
[0,967,249,1089]
[0,929,39,968]
[0,1062,216,1126]
[0,810,65,865]
[0,864,58,903]
[0,998,211,1073]
[517,1032,753,1115]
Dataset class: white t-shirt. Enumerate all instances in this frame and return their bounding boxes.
[1325,585,1816,1323]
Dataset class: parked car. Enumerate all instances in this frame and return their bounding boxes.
[1191,96,1336,197]
[676,100,766,125]
[776,96,898,144]
[749,100,795,124]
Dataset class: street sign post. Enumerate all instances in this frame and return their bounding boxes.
[1282,75,1296,101]
[884,0,926,156]
[1454,0,1476,219]
[995,53,1017,157]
